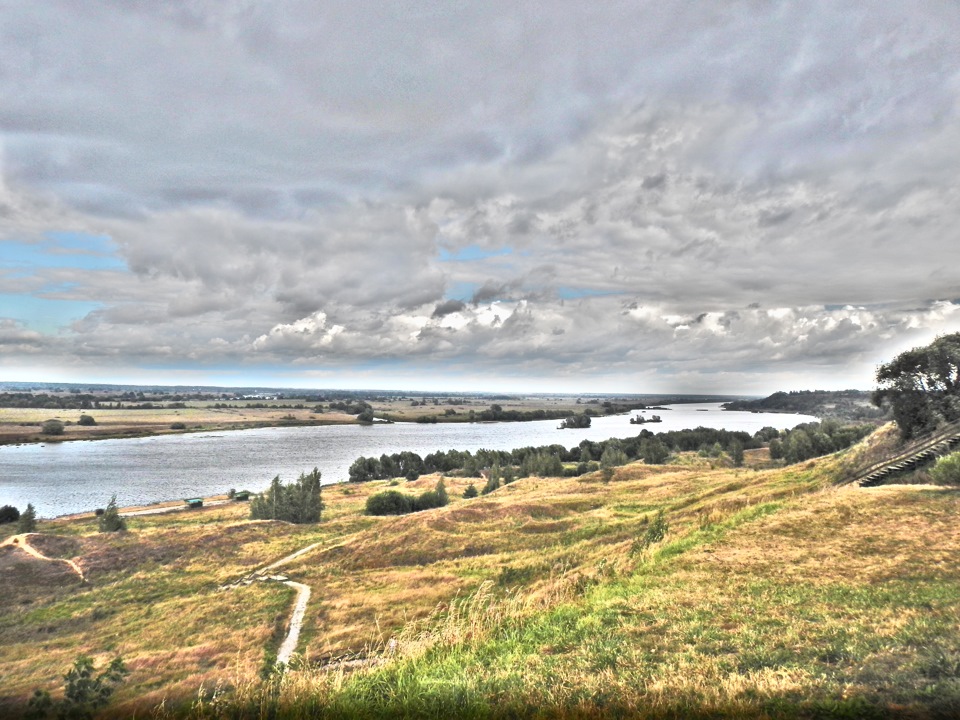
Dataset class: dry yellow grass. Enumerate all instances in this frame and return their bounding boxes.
[2,434,959,718]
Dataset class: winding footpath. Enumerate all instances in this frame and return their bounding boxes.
[0,533,86,582]
[221,538,351,667]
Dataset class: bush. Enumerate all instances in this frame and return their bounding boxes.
[99,496,126,532]
[930,452,960,485]
[0,505,20,524]
[77,414,96,426]
[250,469,323,523]
[463,484,478,498]
[631,510,669,555]
[366,490,415,516]
[17,503,37,533]
[28,654,128,719]
[41,419,64,435]
[366,479,450,516]
[170,421,187,430]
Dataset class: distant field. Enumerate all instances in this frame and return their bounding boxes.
[0,405,356,445]
[0,395,625,444]
[1,430,958,717]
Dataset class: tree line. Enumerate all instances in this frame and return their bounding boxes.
[347,420,873,485]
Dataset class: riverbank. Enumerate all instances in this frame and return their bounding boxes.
[1,404,820,519]
[0,395,674,447]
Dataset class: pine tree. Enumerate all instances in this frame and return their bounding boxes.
[99,496,127,532]
[17,503,37,533]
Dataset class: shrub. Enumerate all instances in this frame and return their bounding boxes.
[367,479,450,516]
[930,452,960,485]
[631,510,669,555]
[98,496,126,532]
[250,469,323,523]
[28,654,128,720]
[0,505,20,524]
[366,490,415,516]
[463,484,478,498]
[170,421,186,430]
[17,503,37,533]
[77,414,96,426]
[41,419,64,435]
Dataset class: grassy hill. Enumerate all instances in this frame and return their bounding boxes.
[1,433,959,718]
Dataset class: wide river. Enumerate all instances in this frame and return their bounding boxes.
[0,402,817,518]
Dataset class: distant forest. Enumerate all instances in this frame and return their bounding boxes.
[723,390,888,422]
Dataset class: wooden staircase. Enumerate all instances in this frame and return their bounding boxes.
[853,421,960,487]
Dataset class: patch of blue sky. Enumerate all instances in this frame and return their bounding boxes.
[439,245,512,262]
[446,281,479,302]
[557,287,621,300]
[0,293,100,333]
[1,232,126,272]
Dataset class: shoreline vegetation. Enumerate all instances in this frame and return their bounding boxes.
[0,384,750,447]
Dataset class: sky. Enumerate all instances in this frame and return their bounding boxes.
[1,1,960,394]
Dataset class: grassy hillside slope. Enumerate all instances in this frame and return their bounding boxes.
[1,440,958,718]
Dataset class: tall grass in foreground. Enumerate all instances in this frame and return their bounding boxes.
[151,476,960,719]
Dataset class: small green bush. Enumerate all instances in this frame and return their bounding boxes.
[366,490,415,516]
[28,654,128,719]
[170,422,187,430]
[99,496,127,532]
[631,510,669,555]
[366,479,450,516]
[930,452,960,485]
[463,484,478,498]
[41,419,64,435]
[78,414,97,426]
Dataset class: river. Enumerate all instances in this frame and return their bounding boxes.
[0,402,817,517]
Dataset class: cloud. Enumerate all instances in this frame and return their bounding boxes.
[2,2,960,390]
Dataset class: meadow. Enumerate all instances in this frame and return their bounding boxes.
[1,428,958,718]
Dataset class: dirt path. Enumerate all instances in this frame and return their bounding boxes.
[0,533,86,581]
[220,537,351,666]
[277,581,311,665]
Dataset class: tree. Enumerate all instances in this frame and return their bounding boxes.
[434,478,448,506]
[463,483,478,498]
[17,503,37,533]
[600,444,628,469]
[41,419,64,435]
[98,496,126,532]
[0,505,20,524]
[874,333,960,439]
[640,438,670,465]
[730,439,745,467]
[77,415,96,426]
[250,469,323,523]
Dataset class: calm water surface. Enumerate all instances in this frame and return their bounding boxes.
[0,403,816,517]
